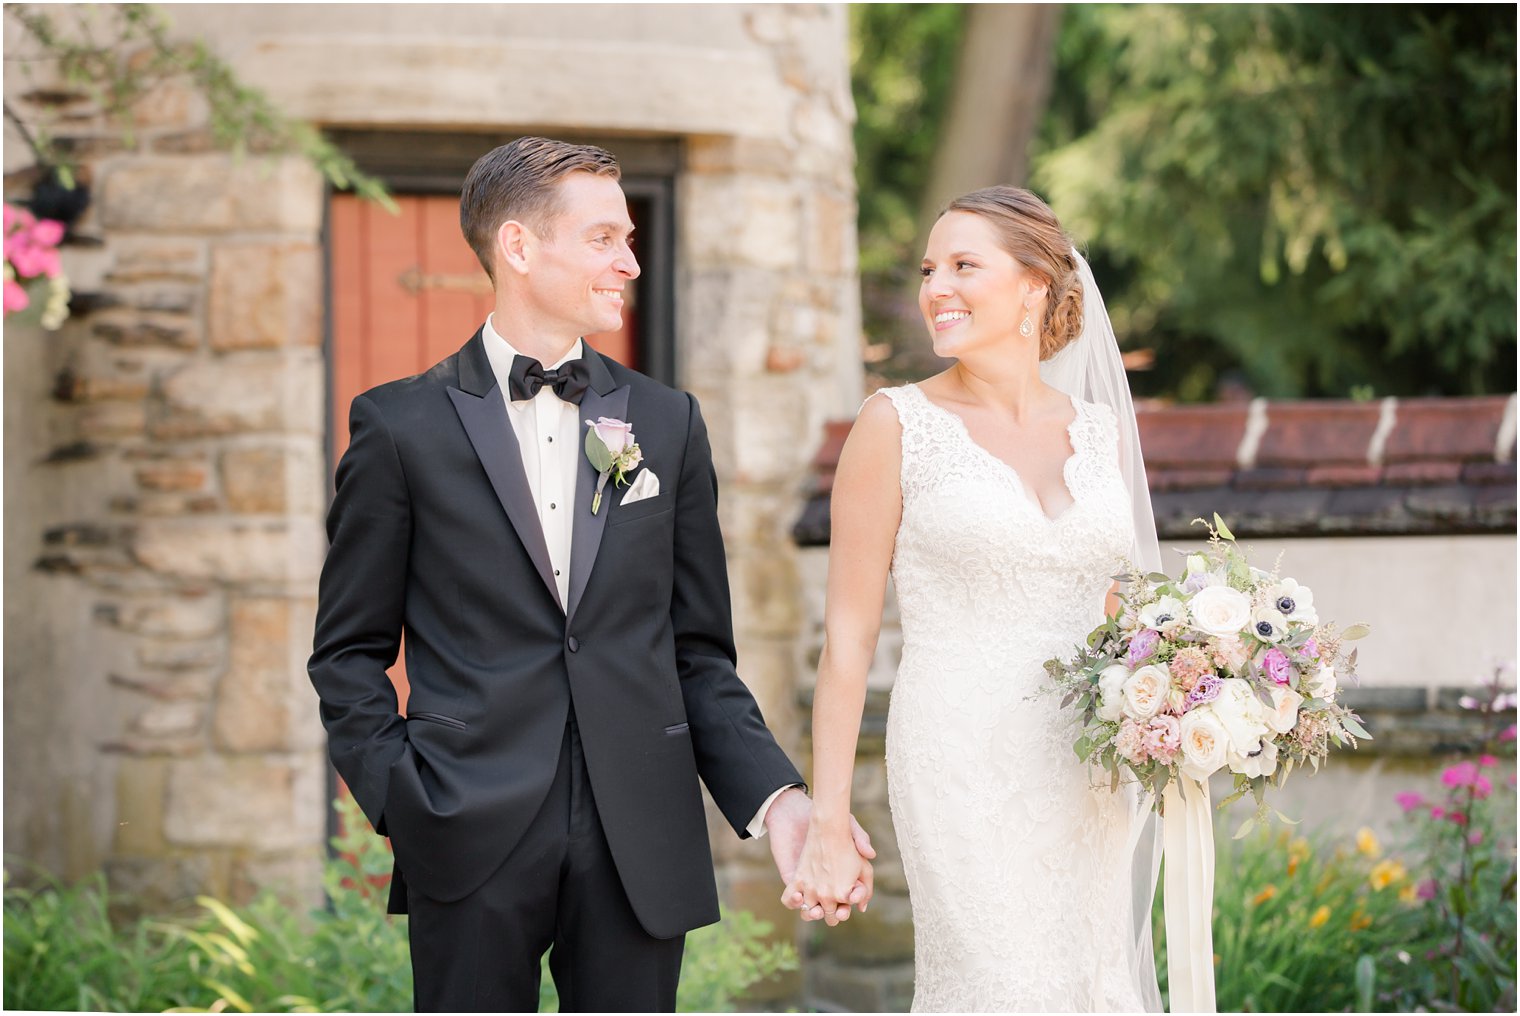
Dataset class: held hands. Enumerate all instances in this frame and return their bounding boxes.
[764,788,876,927]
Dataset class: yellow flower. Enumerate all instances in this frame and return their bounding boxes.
[1251,885,1278,906]
[1309,904,1331,929]
[1356,827,1382,858]
[1287,837,1311,876]
[1398,883,1418,904]
[1369,858,1407,891]
[1349,909,1373,931]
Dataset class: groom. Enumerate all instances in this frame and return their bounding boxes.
[309,137,870,1012]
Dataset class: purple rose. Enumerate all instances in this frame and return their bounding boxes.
[1126,628,1161,667]
[1261,647,1294,686]
[1186,673,1222,708]
[1296,637,1320,661]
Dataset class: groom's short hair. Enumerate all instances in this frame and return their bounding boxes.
[461,137,622,281]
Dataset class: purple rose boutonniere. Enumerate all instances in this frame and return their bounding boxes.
[584,416,643,514]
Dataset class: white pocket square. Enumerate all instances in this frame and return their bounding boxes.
[620,468,661,506]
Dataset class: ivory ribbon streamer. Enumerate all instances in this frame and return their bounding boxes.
[1163,776,1217,1013]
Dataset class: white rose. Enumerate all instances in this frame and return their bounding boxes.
[1189,585,1253,637]
[1180,707,1230,781]
[1264,578,1318,625]
[1228,736,1279,779]
[1139,596,1189,634]
[1096,663,1131,722]
[1306,663,1338,701]
[1265,685,1304,735]
[1250,607,1290,644]
[1212,678,1270,753]
[1185,553,1209,579]
[1122,664,1171,721]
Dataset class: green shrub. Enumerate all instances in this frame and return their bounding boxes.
[5,793,796,1013]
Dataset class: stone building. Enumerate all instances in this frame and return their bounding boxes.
[2,4,860,972]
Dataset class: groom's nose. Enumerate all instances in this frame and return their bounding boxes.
[614,241,640,279]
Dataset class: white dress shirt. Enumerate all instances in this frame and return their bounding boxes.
[479,316,790,838]
[482,316,583,609]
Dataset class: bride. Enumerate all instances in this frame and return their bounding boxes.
[784,187,1167,1011]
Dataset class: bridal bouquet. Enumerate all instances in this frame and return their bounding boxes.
[1044,514,1372,834]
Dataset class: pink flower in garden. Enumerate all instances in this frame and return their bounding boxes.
[1479,754,1499,767]
[30,219,63,246]
[1261,647,1294,686]
[4,278,28,313]
[1441,761,1493,799]
[1126,628,1161,667]
[1431,807,1446,820]
[1394,791,1425,812]
[1416,879,1438,901]
[1469,830,1484,846]
[1447,811,1468,825]
[1500,725,1517,744]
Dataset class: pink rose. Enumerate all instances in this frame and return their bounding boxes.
[1394,791,1424,812]
[586,417,634,454]
[1261,647,1294,686]
[1296,637,1320,661]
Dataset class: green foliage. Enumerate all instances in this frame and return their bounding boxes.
[6,4,394,209]
[850,4,966,378]
[4,793,796,1013]
[1032,5,1516,399]
[1363,670,1517,1012]
[1153,825,1421,1012]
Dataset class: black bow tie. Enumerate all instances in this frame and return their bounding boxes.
[507,354,592,404]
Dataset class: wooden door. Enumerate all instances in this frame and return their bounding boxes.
[328,193,642,709]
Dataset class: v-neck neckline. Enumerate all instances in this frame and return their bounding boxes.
[908,383,1084,524]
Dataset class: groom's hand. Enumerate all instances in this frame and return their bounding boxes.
[767,790,875,923]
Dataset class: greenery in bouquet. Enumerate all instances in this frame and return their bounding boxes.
[1044,514,1371,832]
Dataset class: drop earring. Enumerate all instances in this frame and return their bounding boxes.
[1019,312,1034,338]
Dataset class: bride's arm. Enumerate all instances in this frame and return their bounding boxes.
[785,392,903,926]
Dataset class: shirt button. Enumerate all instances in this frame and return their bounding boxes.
[547,436,553,443]
[554,569,561,576]
[550,502,557,510]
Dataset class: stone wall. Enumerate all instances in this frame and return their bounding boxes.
[2,143,330,903]
[4,5,863,975]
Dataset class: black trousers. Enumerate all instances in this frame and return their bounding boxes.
[405,713,685,1012]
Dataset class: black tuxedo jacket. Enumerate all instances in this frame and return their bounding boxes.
[308,331,802,937]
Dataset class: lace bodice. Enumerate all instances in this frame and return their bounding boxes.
[874,383,1147,1012]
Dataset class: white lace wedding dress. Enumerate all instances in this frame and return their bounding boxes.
[878,383,1148,1012]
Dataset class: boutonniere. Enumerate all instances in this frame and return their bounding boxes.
[584,416,643,515]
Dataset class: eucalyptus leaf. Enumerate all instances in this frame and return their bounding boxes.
[1213,513,1236,541]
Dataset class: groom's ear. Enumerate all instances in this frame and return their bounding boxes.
[497,219,533,277]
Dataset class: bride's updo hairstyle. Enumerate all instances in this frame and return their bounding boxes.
[943,187,1083,361]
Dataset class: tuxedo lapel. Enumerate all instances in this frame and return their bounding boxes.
[567,350,626,625]
[447,330,563,612]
